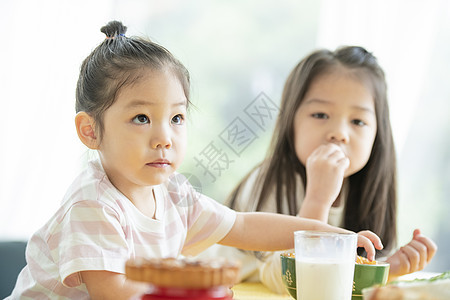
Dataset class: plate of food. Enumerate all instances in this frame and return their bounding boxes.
[362,271,450,300]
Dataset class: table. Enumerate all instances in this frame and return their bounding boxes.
[396,271,440,281]
[231,271,441,299]
[232,282,292,300]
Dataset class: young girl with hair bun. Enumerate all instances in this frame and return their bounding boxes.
[6,22,382,299]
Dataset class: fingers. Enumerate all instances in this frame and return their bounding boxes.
[400,244,421,271]
[304,144,349,207]
[412,229,438,263]
[310,143,345,161]
[325,145,349,170]
[307,144,349,176]
[331,153,350,169]
[356,230,382,261]
[396,248,411,274]
[358,230,384,251]
[396,230,438,274]
[323,143,346,160]
[358,235,375,261]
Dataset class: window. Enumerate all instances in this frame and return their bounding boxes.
[1,0,448,272]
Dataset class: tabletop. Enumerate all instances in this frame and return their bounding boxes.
[231,271,441,300]
[232,282,292,300]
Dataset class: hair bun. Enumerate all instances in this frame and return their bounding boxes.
[100,20,127,38]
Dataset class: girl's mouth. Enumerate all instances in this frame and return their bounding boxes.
[147,160,170,168]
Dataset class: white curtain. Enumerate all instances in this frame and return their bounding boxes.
[0,0,111,238]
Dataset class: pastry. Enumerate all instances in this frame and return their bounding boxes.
[125,257,240,289]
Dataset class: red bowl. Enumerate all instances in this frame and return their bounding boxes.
[137,285,232,300]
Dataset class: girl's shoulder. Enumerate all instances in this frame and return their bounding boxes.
[60,159,127,213]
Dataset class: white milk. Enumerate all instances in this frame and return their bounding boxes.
[296,258,355,300]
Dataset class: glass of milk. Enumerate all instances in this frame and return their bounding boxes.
[294,231,357,300]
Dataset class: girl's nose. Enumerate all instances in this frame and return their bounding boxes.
[154,140,171,149]
[151,127,172,149]
[326,123,349,144]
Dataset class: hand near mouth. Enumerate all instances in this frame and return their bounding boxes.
[298,143,350,221]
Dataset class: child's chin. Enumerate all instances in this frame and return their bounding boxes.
[148,175,170,186]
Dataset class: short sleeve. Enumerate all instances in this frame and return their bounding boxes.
[48,200,129,287]
[168,175,236,256]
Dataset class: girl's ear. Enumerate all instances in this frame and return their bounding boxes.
[75,112,99,149]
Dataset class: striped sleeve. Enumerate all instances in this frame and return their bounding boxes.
[49,200,129,287]
[181,186,236,256]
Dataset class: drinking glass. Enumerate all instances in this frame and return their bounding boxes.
[294,231,357,300]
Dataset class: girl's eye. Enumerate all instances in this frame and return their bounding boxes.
[172,114,185,125]
[311,113,328,119]
[132,114,150,124]
[352,119,366,126]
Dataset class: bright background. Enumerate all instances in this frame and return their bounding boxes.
[1,0,449,272]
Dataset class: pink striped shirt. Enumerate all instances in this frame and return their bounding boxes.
[8,160,236,299]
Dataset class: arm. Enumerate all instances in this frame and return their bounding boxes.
[219,212,383,259]
[81,270,149,300]
[195,244,260,283]
[386,229,438,281]
[299,143,349,221]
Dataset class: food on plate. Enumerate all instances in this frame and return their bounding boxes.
[281,252,295,258]
[356,255,377,265]
[363,271,450,300]
[125,257,240,289]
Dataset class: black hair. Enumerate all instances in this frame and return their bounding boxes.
[75,20,191,140]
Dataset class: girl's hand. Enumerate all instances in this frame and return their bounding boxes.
[300,144,349,221]
[386,229,438,280]
[81,270,149,300]
[357,230,384,261]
